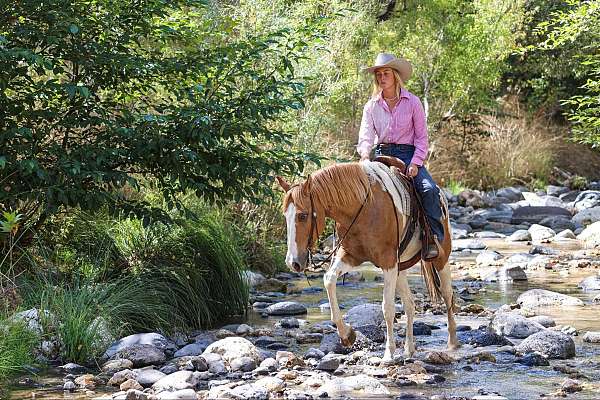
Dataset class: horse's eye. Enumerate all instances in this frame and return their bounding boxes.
[298,213,308,222]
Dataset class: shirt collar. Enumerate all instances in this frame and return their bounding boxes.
[375,87,410,102]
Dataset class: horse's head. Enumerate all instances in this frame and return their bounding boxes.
[277,175,325,273]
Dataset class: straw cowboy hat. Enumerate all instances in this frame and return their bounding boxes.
[363,53,412,82]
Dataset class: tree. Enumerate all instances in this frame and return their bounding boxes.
[0,0,320,231]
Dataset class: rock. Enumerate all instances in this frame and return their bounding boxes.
[102,359,134,373]
[120,379,143,391]
[207,359,226,374]
[453,239,486,251]
[490,312,545,338]
[529,245,559,255]
[125,389,148,400]
[516,330,575,359]
[458,328,513,347]
[63,381,76,391]
[202,337,261,363]
[230,356,256,372]
[279,317,300,329]
[59,363,87,374]
[135,368,166,387]
[108,369,138,386]
[315,374,390,397]
[174,343,207,358]
[11,308,52,335]
[156,389,197,400]
[528,315,556,328]
[74,374,97,388]
[547,185,569,197]
[319,333,346,354]
[473,231,505,239]
[424,351,454,365]
[412,321,432,336]
[103,333,176,360]
[578,274,600,291]
[516,352,549,366]
[555,229,577,239]
[582,331,600,343]
[243,271,266,288]
[512,206,571,225]
[594,294,600,303]
[109,344,166,368]
[343,303,384,327]
[497,186,526,201]
[517,289,584,308]
[506,230,532,242]
[573,190,600,211]
[304,348,325,360]
[235,324,254,336]
[572,207,600,225]
[528,224,556,241]
[215,329,235,339]
[482,265,527,282]
[476,250,503,266]
[341,270,364,282]
[561,378,583,393]
[578,221,600,248]
[451,223,471,239]
[152,371,201,392]
[539,216,575,232]
[254,376,285,393]
[354,324,385,343]
[317,354,340,371]
[265,301,307,316]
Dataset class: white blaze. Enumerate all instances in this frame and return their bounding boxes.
[285,203,298,268]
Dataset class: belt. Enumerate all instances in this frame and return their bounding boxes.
[377,143,415,149]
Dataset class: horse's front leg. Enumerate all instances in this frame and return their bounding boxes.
[324,256,355,346]
[396,269,416,357]
[381,265,398,364]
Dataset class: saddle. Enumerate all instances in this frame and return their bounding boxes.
[373,156,451,271]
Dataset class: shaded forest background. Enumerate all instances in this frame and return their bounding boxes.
[0,0,599,376]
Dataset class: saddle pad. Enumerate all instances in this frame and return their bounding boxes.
[361,161,411,217]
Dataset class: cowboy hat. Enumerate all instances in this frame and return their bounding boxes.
[362,53,412,82]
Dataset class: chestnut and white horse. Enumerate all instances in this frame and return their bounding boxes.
[277,162,459,363]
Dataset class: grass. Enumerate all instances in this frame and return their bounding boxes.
[0,316,37,382]
[446,180,468,196]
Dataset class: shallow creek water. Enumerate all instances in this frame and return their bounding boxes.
[6,239,600,399]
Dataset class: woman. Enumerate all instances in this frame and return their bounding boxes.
[357,53,443,259]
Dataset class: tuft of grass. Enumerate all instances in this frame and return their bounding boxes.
[0,316,37,382]
[446,180,468,196]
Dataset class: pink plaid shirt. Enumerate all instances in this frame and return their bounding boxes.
[356,87,428,166]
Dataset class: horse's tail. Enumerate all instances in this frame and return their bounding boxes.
[421,260,442,303]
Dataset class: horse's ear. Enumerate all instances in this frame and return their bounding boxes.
[301,174,312,195]
[276,176,291,192]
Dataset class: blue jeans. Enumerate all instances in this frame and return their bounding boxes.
[375,144,444,242]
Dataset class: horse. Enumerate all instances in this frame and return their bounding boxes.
[277,161,459,363]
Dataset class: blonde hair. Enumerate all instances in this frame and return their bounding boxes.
[371,68,404,99]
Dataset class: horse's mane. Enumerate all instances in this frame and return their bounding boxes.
[283,163,371,211]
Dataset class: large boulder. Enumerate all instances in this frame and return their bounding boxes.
[264,301,307,316]
[517,289,584,308]
[572,207,600,226]
[343,303,384,327]
[202,336,261,363]
[538,216,576,232]
[458,190,493,208]
[516,330,576,359]
[103,333,176,360]
[496,186,527,201]
[135,368,167,387]
[111,344,166,367]
[457,328,513,347]
[512,206,571,225]
[578,221,600,248]
[573,190,600,211]
[489,312,545,338]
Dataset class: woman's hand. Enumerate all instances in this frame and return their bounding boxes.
[407,163,419,177]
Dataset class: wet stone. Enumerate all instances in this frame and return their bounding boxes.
[458,328,513,347]
[265,301,307,316]
[317,355,340,371]
[516,330,575,359]
[582,331,600,343]
[254,336,278,347]
[279,317,300,328]
[304,348,325,360]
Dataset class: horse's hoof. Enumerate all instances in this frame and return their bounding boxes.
[447,341,462,351]
[340,327,356,347]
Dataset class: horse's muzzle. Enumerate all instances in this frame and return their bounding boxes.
[286,252,308,272]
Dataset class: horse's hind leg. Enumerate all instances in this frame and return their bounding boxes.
[381,265,398,363]
[396,269,416,357]
[324,256,355,346]
[439,263,460,350]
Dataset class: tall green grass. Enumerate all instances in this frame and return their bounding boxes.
[0,317,37,381]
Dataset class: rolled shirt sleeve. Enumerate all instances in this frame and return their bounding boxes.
[356,101,377,159]
[410,96,428,166]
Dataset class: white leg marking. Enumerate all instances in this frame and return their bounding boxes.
[324,257,353,341]
[382,266,398,363]
[439,263,460,350]
[284,203,297,269]
[396,269,416,357]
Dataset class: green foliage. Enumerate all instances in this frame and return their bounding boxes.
[446,180,468,196]
[0,317,37,381]
[0,0,321,231]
